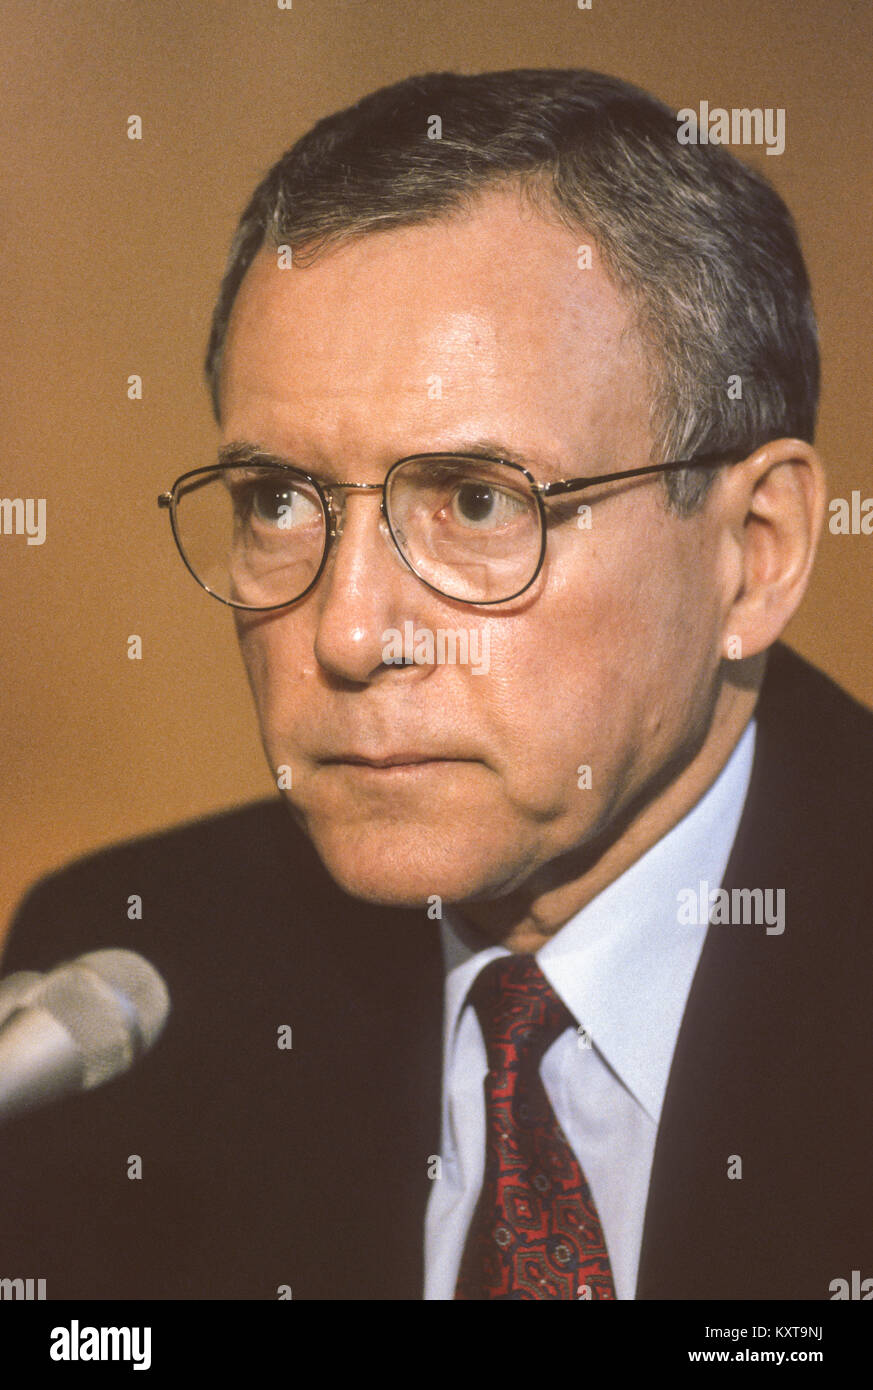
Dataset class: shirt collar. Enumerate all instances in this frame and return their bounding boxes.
[441,717,757,1123]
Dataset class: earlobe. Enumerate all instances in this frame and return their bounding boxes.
[719,439,827,660]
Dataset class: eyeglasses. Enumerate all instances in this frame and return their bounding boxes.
[157,448,733,609]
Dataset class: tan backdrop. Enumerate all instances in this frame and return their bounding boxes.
[2,0,871,943]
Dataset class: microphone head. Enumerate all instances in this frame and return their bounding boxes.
[32,950,171,1089]
[78,950,171,1053]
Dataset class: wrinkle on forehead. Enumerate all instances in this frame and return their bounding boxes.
[219,187,653,471]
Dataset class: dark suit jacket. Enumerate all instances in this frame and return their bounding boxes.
[1,644,871,1299]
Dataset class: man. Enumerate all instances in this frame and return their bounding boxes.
[2,69,871,1300]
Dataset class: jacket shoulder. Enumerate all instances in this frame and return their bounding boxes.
[2,798,324,973]
[761,642,873,747]
[756,643,873,821]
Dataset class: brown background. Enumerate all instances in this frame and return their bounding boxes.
[1,0,871,944]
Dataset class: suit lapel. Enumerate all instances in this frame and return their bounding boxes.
[636,646,849,1298]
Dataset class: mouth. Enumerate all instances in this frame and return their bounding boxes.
[323,753,468,769]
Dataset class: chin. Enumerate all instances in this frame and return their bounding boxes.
[302,816,515,909]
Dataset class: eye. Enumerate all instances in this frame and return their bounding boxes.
[448,480,529,528]
[234,478,321,531]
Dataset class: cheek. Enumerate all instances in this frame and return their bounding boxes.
[234,616,312,744]
[478,611,641,825]
[487,527,717,815]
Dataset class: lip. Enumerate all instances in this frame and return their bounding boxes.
[323,753,466,768]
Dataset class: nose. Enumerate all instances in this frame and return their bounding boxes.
[311,486,425,685]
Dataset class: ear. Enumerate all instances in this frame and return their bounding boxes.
[715,438,827,661]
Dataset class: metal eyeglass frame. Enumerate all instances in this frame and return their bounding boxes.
[157,448,736,610]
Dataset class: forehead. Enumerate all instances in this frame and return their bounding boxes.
[218,187,653,471]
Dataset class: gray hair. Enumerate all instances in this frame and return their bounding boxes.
[205,69,819,513]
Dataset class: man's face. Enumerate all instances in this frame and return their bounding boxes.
[219,188,728,910]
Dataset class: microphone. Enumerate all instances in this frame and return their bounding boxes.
[0,970,44,1027]
[0,949,170,1124]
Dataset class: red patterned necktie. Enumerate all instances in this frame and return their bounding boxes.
[454,953,616,1300]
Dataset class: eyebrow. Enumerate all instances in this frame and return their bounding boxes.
[216,438,557,478]
[218,441,302,470]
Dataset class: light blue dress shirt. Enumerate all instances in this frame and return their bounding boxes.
[424,718,757,1300]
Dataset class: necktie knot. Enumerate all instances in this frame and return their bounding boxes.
[467,954,575,1070]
